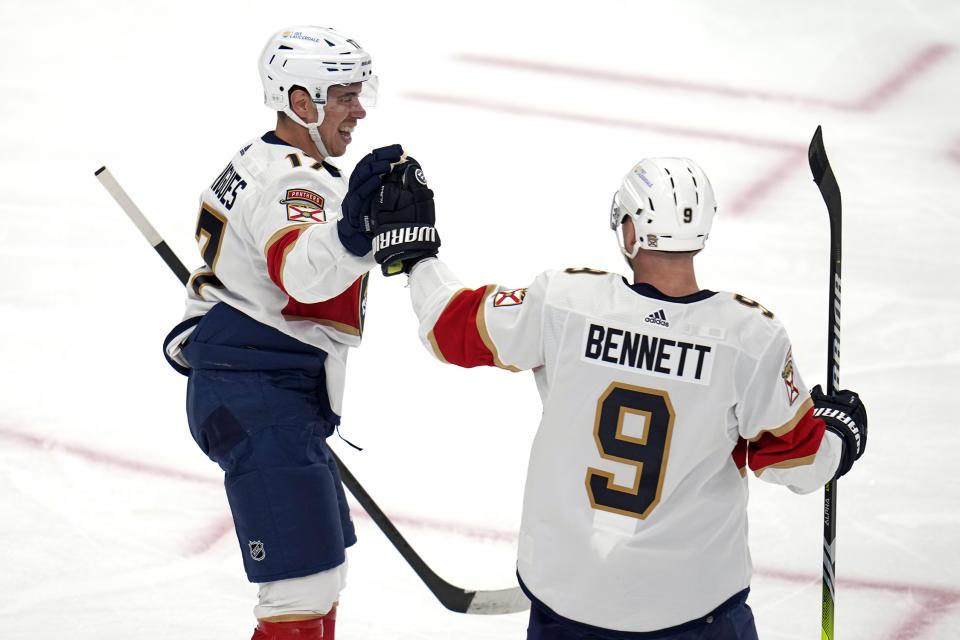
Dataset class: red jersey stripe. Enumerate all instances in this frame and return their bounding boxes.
[265,224,312,292]
[749,399,825,475]
[731,438,748,478]
[264,225,368,336]
[281,273,367,336]
[428,285,497,368]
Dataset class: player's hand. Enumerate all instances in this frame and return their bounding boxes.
[337,144,404,256]
[369,156,439,276]
[811,385,867,480]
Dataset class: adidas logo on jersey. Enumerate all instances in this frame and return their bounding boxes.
[644,309,670,327]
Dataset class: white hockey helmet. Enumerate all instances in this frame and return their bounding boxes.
[609,157,717,256]
[259,27,378,155]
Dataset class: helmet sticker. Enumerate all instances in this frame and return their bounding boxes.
[281,30,323,44]
[633,165,655,188]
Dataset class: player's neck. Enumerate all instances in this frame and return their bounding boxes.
[631,252,700,298]
[274,119,325,162]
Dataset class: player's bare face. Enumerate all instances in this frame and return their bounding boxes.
[318,83,367,157]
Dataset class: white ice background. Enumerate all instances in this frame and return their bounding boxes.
[1,1,959,638]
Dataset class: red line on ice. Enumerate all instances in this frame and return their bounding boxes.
[0,424,215,486]
[407,43,951,215]
[402,92,802,215]
[756,566,960,601]
[0,425,513,550]
[7,425,959,637]
[403,92,797,151]
[758,566,960,640]
[727,147,807,214]
[851,44,953,110]
[186,513,236,556]
[456,44,952,111]
[882,589,960,640]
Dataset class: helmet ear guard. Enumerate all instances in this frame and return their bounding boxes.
[610,157,717,257]
[609,190,641,260]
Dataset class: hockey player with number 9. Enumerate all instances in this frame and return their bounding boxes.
[162,27,405,640]
[356,153,867,639]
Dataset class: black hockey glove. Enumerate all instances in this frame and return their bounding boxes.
[811,384,867,480]
[369,156,439,276]
[338,144,404,256]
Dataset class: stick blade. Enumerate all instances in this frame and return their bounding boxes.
[808,126,841,220]
[463,587,530,615]
[808,125,829,185]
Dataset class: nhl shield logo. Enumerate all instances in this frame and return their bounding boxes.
[249,540,266,562]
[280,189,327,222]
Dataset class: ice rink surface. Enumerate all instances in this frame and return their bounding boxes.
[2,1,959,638]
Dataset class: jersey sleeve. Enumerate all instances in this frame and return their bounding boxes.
[736,325,842,494]
[408,258,546,371]
[247,171,375,304]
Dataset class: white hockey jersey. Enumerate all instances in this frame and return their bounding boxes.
[408,259,842,632]
[165,132,375,415]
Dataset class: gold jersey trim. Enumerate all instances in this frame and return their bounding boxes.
[748,397,814,442]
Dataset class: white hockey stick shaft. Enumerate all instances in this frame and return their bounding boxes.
[95,166,192,285]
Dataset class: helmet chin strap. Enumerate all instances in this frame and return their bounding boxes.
[306,122,331,159]
[285,107,330,159]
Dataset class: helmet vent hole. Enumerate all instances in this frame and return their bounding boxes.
[278,45,293,50]
[324,39,336,47]
[648,198,655,211]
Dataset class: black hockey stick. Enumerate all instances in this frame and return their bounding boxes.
[94,165,529,616]
[807,127,841,640]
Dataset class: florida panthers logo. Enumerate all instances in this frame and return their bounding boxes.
[781,348,800,405]
[280,189,326,222]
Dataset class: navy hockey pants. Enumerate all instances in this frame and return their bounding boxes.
[526,587,758,640]
[186,367,356,583]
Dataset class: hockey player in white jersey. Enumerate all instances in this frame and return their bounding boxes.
[359,155,867,639]
[162,27,403,640]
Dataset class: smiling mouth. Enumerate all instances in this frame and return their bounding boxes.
[338,125,355,141]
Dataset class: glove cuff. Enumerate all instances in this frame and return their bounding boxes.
[823,422,854,480]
